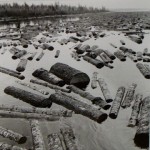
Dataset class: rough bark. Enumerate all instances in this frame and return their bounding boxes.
[114,50,126,61]
[16,59,28,72]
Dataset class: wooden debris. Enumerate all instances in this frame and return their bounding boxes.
[76,45,90,54]
[55,50,60,58]
[91,72,98,89]
[99,52,113,63]
[36,51,44,61]
[143,57,150,62]
[71,51,80,61]
[128,35,142,44]
[12,50,27,59]
[104,50,116,60]
[143,48,150,56]
[1,48,7,54]
[114,50,126,61]
[136,52,143,61]
[16,59,28,72]
[120,40,125,45]
[126,52,137,62]
[110,43,117,48]
[28,52,37,60]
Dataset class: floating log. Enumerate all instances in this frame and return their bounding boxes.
[55,50,60,58]
[50,63,90,88]
[30,120,45,150]
[109,87,126,119]
[90,45,99,51]
[49,92,108,123]
[136,52,143,61]
[119,46,128,53]
[0,66,25,80]
[36,51,44,61]
[16,59,28,72]
[128,94,143,127]
[74,43,82,50]
[47,133,63,150]
[76,45,90,54]
[0,126,27,144]
[120,40,125,45]
[121,83,137,108]
[104,63,114,69]
[42,43,54,51]
[30,79,71,93]
[0,104,72,117]
[67,85,110,110]
[99,52,113,63]
[97,78,113,103]
[28,52,37,60]
[33,68,65,87]
[92,49,103,58]
[143,57,150,62]
[4,86,52,108]
[110,43,117,48]
[83,55,104,69]
[0,142,27,150]
[91,72,98,89]
[71,51,80,61]
[9,47,21,54]
[128,35,142,44]
[60,126,78,150]
[103,50,116,60]
[134,96,149,148]
[143,48,150,56]
[12,50,27,60]
[136,63,150,79]
[114,50,126,61]
[99,33,106,37]
[126,52,137,62]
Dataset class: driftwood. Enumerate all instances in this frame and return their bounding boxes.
[47,133,63,150]
[12,50,27,59]
[136,52,143,61]
[99,52,113,63]
[33,68,65,87]
[136,63,150,79]
[67,85,110,110]
[97,78,113,103]
[9,47,21,54]
[42,43,54,51]
[128,35,142,44]
[1,48,7,54]
[36,51,44,61]
[104,50,116,60]
[71,51,80,61]
[91,72,98,89]
[128,93,143,127]
[114,50,126,61]
[126,52,137,62]
[83,55,104,69]
[104,63,114,69]
[60,126,78,150]
[143,48,150,56]
[76,45,90,54]
[28,52,37,60]
[55,50,60,58]
[143,57,150,62]
[121,83,137,108]
[4,86,52,108]
[30,119,45,150]
[16,59,28,72]
[134,96,149,148]
[120,40,125,45]
[50,63,90,88]
[110,43,117,48]
[109,87,125,119]
[0,126,27,144]
[49,92,108,123]
[0,142,27,150]
[0,66,25,80]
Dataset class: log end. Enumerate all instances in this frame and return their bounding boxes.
[97,113,108,124]
[20,75,25,80]
[12,56,18,60]
[145,75,150,79]
[57,81,65,87]
[48,46,54,51]
[23,45,28,48]
[18,136,27,144]
[16,67,25,72]
[106,99,113,103]
[109,113,117,119]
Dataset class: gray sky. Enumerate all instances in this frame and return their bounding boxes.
[0,0,150,9]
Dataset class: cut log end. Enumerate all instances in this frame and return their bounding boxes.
[97,113,108,123]
[109,113,117,119]
[20,75,25,80]
[106,99,113,103]
[18,136,27,144]
[12,56,18,59]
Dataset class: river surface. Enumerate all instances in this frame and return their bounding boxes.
[0,17,150,150]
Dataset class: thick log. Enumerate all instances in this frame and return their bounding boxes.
[28,52,37,60]
[67,85,110,110]
[4,86,52,108]
[92,49,103,57]
[114,50,126,61]
[47,133,63,150]
[74,43,82,50]
[50,63,90,88]
[0,67,25,80]
[128,35,142,44]
[136,52,143,61]
[55,50,60,58]
[16,59,28,72]
[33,68,65,87]
[143,48,150,56]
[42,43,54,51]
[76,45,90,54]
[30,79,70,93]
[143,57,150,62]
[97,78,113,103]
[134,96,149,148]
[30,119,45,150]
[83,55,104,69]
[89,45,99,52]
[0,142,27,150]
[103,50,116,60]
[128,94,143,127]
[9,47,21,55]
[91,72,98,89]
[121,83,137,108]
[110,43,117,48]
[71,51,80,61]
[12,50,27,59]
[60,126,78,150]
[36,51,44,61]
[49,92,108,123]
[0,126,27,144]
[109,87,125,119]
[0,66,20,75]
[119,46,128,53]
[136,63,150,79]
[0,104,72,117]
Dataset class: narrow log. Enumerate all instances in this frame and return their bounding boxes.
[0,142,27,150]
[89,45,99,52]
[16,59,28,72]
[74,43,82,50]
[0,126,27,144]
[49,92,108,123]
[104,50,116,60]
[110,43,117,48]
[28,52,37,60]
[0,67,25,80]
[4,86,52,108]
[60,126,78,150]
[47,133,63,150]
[126,52,137,62]
[91,72,98,89]
[30,79,70,93]
[92,49,103,57]
[136,63,150,79]
[76,45,90,54]
[83,55,104,69]
[0,66,20,75]
[30,119,45,150]
[134,96,149,148]
[36,51,44,61]
[120,40,125,45]
[97,78,113,103]
[144,64,150,72]
[128,93,143,127]
[33,68,65,87]
[67,85,110,110]
[50,63,90,88]
[136,52,143,61]
[119,46,128,53]
[42,43,54,51]
[104,63,114,69]
[12,50,27,59]
[121,83,137,108]
[55,50,60,58]
[114,50,126,61]
[109,87,126,119]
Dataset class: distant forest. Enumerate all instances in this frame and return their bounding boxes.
[0,3,108,18]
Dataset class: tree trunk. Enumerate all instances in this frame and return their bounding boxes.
[114,50,126,61]
[36,51,44,61]
[136,52,143,61]
[16,59,28,72]
[12,50,27,59]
